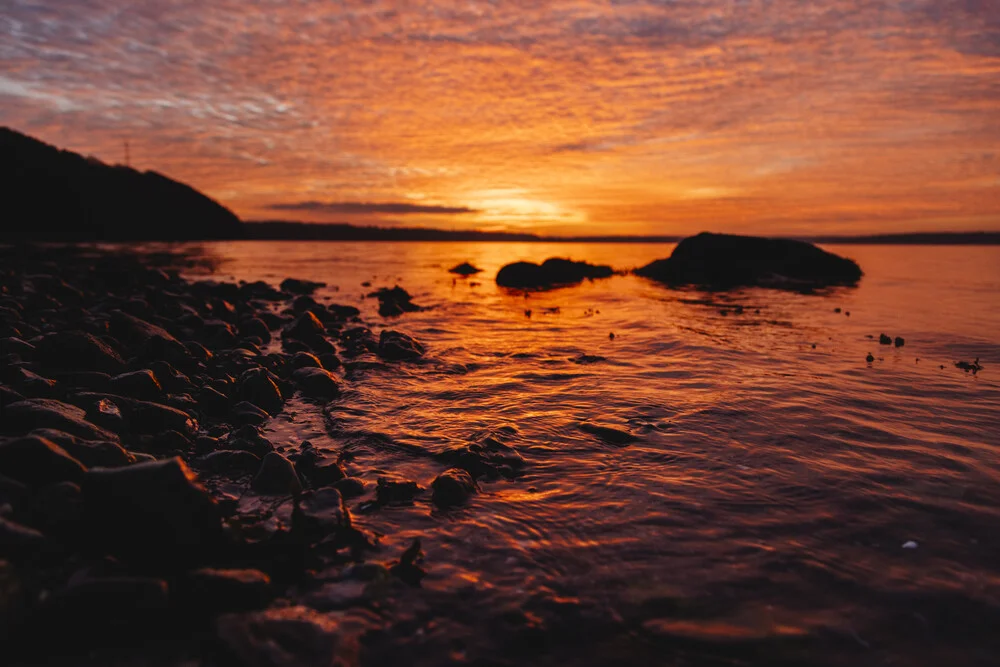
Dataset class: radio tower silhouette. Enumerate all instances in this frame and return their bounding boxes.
[124,140,131,167]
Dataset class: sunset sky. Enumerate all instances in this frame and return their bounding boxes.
[2,0,999,235]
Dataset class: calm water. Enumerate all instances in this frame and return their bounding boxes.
[192,242,1000,666]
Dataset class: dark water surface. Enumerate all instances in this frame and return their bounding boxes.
[188,242,1000,666]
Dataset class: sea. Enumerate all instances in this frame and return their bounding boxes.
[182,241,1000,666]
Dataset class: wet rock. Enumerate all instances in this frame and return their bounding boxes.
[376,476,423,505]
[1,337,34,359]
[194,450,262,475]
[431,468,477,508]
[579,422,639,446]
[389,539,426,586]
[282,278,326,295]
[497,258,613,289]
[28,429,134,468]
[178,567,273,612]
[227,425,276,457]
[8,367,57,396]
[26,481,83,536]
[148,361,192,392]
[866,352,875,363]
[0,384,25,407]
[108,369,163,400]
[377,330,425,361]
[369,286,421,317]
[232,401,270,425]
[292,367,341,399]
[956,358,983,373]
[252,452,302,496]
[240,317,273,344]
[239,367,284,415]
[292,351,324,369]
[340,327,378,357]
[449,262,483,275]
[37,576,169,629]
[325,304,361,321]
[294,487,350,541]
[0,516,48,557]
[335,477,367,499]
[74,392,197,435]
[82,457,225,563]
[879,333,892,345]
[0,435,87,486]
[198,385,231,416]
[436,432,525,479]
[33,330,125,374]
[184,340,214,361]
[110,311,189,363]
[635,232,863,289]
[285,311,327,342]
[305,580,369,611]
[318,352,342,371]
[894,336,905,348]
[216,605,358,667]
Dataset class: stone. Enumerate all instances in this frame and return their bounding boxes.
[227,425,275,457]
[0,435,87,486]
[232,401,270,425]
[28,430,134,468]
[239,368,284,415]
[894,336,905,348]
[26,481,83,536]
[109,369,162,400]
[1,398,119,442]
[334,477,367,499]
[635,232,863,288]
[292,367,341,399]
[449,262,483,275]
[82,457,225,563]
[194,450,262,475]
[0,516,47,557]
[109,310,189,361]
[375,476,423,505]
[178,568,273,612]
[879,333,892,345]
[389,538,426,586]
[496,258,613,289]
[318,352,342,370]
[32,330,125,374]
[281,278,326,295]
[198,385,231,416]
[74,392,198,435]
[252,452,302,496]
[376,330,425,361]
[291,351,324,369]
[369,286,421,317]
[578,422,639,446]
[1,337,34,359]
[285,311,326,342]
[216,605,358,667]
[240,317,272,344]
[37,576,170,628]
[8,367,57,396]
[431,468,478,508]
[294,487,350,542]
[436,431,525,479]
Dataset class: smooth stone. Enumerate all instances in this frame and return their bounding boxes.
[375,476,423,505]
[110,311,189,361]
[0,516,48,557]
[82,457,224,563]
[334,477,366,499]
[294,487,350,540]
[198,385,231,416]
[252,452,302,496]
[291,367,341,399]
[1,398,119,442]
[879,333,892,345]
[284,311,326,341]
[28,429,134,467]
[291,351,324,370]
[37,576,170,627]
[33,330,125,374]
[297,450,347,487]
[8,367,57,396]
[215,605,358,667]
[239,317,272,344]
[109,369,162,400]
[436,431,525,479]
[431,468,478,508]
[894,336,905,347]
[226,424,275,457]
[578,421,639,446]
[194,450,262,475]
[376,330,425,361]
[26,481,83,535]
[496,258,613,289]
[179,568,273,612]
[318,352,342,371]
[239,368,284,416]
[368,286,421,317]
[73,392,198,435]
[281,278,326,295]
[0,435,87,486]
[232,401,270,426]
[449,262,483,275]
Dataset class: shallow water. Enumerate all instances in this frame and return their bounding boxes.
[189,242,1000,665]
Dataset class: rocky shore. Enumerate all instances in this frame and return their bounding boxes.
[0,245,518,665]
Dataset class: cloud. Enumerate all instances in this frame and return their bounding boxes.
[266,201,477,215]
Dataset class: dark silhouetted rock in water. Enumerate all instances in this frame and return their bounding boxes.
[0,435,86,487]
[449,262,483,275]
[0,127,244,241]
[216,605,358,667]
[431,468,477,508]
[377,330,425,361]
[280,278,325,295]
[369,286,421,317]
[894,336,905,348]
[635,232,862,289]
[579,422,639,446]
[496,258,613,289]
[252,452,302,496]
[879,333,892,345]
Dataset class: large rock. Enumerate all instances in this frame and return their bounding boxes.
[294,488,350,542]
[81,457,225,563]
[376,330,424,361]
[73,392,197,435]
[32,330,125,374]
[431,468,477,508]
[496,258,613,289]
[239,368,284,416]
[281,278,326,295]
[634,232,863,288]
[252,452,302,496]
[291,367,341,399]
[449,262,483,275]
[109,369,162,400]
[1,398,119,442]
[216,606,358,667]
[436,430,525,480]
[369,286,421,317]
[109,311,189,361]
[178,568,273,612]
[27,429,133,468]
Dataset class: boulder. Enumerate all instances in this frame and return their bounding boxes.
[178,568,273,612]
[496,258,612,289]
[294,487,350,541]
[1,398,119,442]
[449,262,483,275]
[285,312,326,342]
[81,457,225,563]
[377,330,425,361]
[431,468,477,508]
[35,576,170,629]
[216,606,358,667]
[239,368,284,416]
[252,452,302,496]
[291,367,341,399]
[436,431,525,479]
[32,330,125,374]
[281,278,326,295]
[73,392,197,435]
[375,476,423,505]
[635,232,863,288]
[368,286,421,317]
[109,369,162,400]
[226,425,276,458]
[28,429,134,468]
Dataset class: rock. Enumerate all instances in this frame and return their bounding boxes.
[178,568,273,612]
[866,352,875,363]
[436,431,525,479]
[325,304,360,321]
[216,605,358,667]
[334,477,367,499]
[1,336,34,359]
[956,358,983,373]
[194,450,262,475]
[291,351,323,370]
[292,367,341,399]
[282,278,326,295]
[36,576,170,629]
[376,476,423,505]
[894,336,905,348]
[82,457,225,563]
[148,361,192,392]
[377,330,425,361]
[496,258,613,289]
[635,232,863,289]
[879,333,892,345]
[198,385,231,416]
[227,425,276,457]
[389,539,426,586]
[318,352,342,371]
[285,311,327,342]
[109,369,162,400]
[252,452,302,496]
[25,481,83,536]
[431,468,477,508]
[294,488,350,541]
[579,422,639,446]
[239,317,272,344]
[33,330,125,374]
[0,435,87,486]
[232,401,270,425]
[239,368,284,415]
[28,429,133,467]
[74,392,198,435]
[339,327,378,357]
[304,580,369,611]
[449,262,483,276]
[368,286,421,317]
[0,384,25,407]
[110,310,189,362]
[1,398,119,442]
[0,516,48,557]
[8,367,57,396]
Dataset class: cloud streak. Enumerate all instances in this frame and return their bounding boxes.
[267,201,477,215]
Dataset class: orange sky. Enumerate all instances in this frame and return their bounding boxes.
[2,0,999,235]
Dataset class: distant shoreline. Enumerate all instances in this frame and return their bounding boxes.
[244,222,1000,245]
